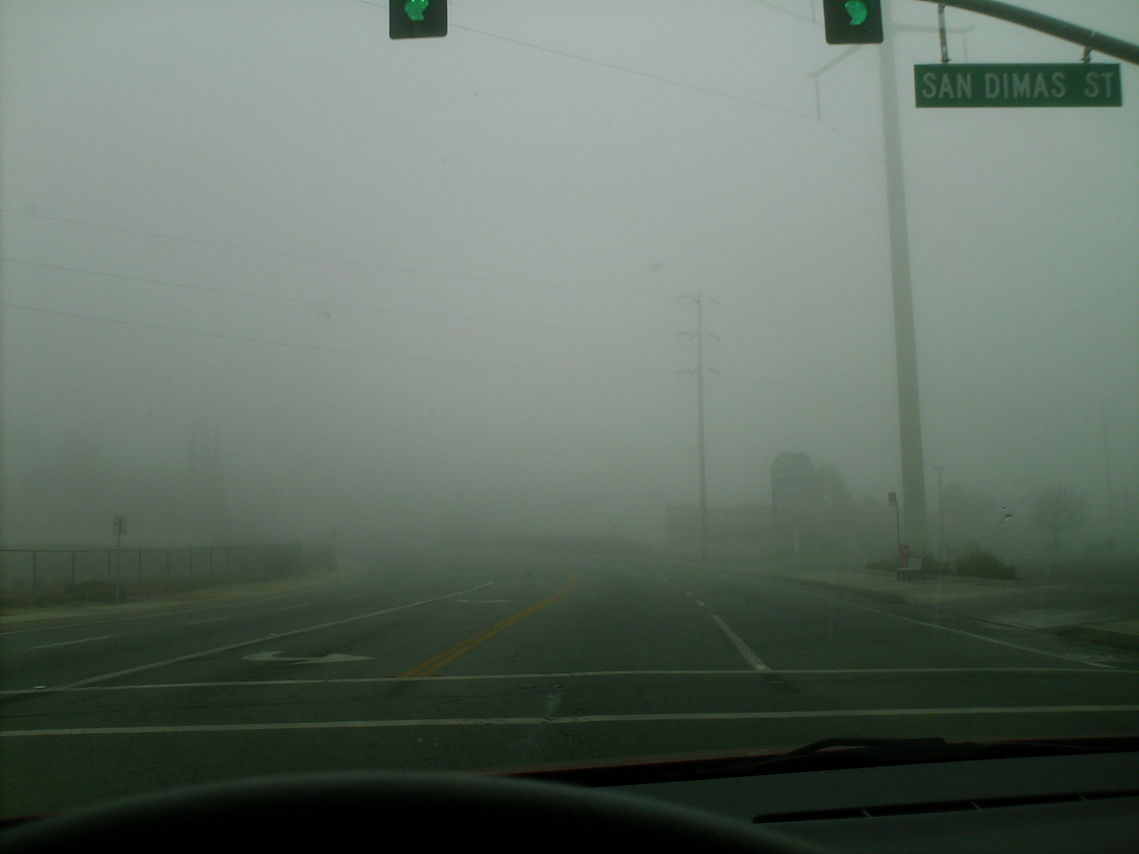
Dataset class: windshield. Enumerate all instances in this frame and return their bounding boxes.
[1,0,1137,820]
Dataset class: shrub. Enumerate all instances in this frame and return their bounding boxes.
[954,548,1016,580]
[921,551,950,575]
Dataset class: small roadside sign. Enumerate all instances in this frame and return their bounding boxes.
[915,63,1122,108]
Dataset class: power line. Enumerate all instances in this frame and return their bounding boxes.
[0,300,674,376]
[351,1,1085,221]
[0,208,606,297]
[0,257,592,332]
[739,0,816,26]
[0,299,898,397]
[352,0,817,120]
[452,22,818,121]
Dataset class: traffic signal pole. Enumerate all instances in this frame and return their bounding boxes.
[879,0,928,555]
[866,0,1139,552]
[696,295,708,560]
[911,0,1139,66]
[820,1,930,554]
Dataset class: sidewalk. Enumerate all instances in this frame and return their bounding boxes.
[0,559,370,632]
[765,566,1139,654]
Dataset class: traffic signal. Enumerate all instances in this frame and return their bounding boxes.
[823,0,883,44]
[390,0,447,40]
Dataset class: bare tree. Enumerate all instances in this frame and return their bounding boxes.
[1031,485,1088,550]
[942,482,1000,549]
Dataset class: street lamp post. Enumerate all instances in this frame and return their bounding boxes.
[888,491,900,563]
[935,465,945,558]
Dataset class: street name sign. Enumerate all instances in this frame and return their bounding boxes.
[915,63,1122,108]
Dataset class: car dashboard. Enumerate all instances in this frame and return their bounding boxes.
[3,748,1136,854]
[607,749,1139,853]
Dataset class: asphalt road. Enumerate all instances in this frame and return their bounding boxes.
[3,552,1138,819]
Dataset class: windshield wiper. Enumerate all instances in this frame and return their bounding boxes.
[499,736,1139,788]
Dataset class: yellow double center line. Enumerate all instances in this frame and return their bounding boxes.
[400,572,578,678]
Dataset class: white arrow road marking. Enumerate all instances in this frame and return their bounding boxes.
[57,581,493,690]
[244,651,372,664]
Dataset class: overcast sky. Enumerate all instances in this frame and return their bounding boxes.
[1,0,1137,549]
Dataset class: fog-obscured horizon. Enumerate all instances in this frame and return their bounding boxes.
[2,1,1136,556]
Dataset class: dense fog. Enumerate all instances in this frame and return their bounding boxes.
[2,1,1136,558]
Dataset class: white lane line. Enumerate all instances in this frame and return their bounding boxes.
[6,666,1133,696]
[710,614,769,671]
[28,635,110,651]
[54,582,495,690]
[785,585,1119,669]
[6,704,1139,737]
[454,599,513,604]
[182,617,234,626]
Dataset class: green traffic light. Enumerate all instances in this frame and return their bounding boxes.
[824,0,881,43]
[405,0,429,22]
[844,0,868,26]
[390,0,445,38]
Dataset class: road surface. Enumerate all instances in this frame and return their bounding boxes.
[3,552,1137,818]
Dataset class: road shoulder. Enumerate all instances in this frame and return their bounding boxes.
[767,567,1139,654]
[0,559,371,632]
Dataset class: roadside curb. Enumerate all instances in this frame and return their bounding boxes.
[1053,625,1139,653]
[770,574,909,605]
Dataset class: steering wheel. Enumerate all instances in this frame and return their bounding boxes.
[1,771,830,853]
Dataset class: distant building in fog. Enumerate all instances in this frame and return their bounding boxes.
[771,452,824,554]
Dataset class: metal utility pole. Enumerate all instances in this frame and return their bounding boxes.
[1102,405,1114,543]
[112,513,127,602]
[935,465,945,557]
[889,491,901,556]
[680,294,716,560]
[810,2,934,555]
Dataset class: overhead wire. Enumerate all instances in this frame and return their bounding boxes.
[0,208,606,298]
[352,0,818,120]
[6,3,1122,393]
[0,298,894,401]
[0,299,676,375]
[0,257,596,332]
[352,0,1101,232]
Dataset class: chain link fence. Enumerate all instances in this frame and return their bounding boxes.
[0,543,335,603]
